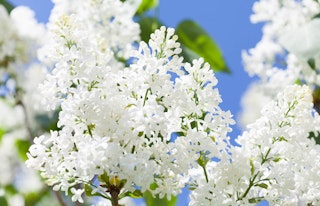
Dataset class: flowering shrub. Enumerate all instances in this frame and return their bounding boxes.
[0,0,320,206]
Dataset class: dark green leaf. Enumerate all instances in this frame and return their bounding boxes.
[0,196,8,206]
[138,17,163,43]
[136,0,158,15]
[180,45,201,64]
[307,58,316,70]
[309,131,320,145]
[312,87,320,115]
[0,0,14,13]
[176,20,230,73]
[35,110,59,132]
[15,139,30,161]
[313,12,320,19]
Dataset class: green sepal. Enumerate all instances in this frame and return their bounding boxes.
[98,172,110,186]
[138,17,163,43]
[136,0,158,15]
[176,20,230,73]
[0,0,14,13]
[197,152,209,167]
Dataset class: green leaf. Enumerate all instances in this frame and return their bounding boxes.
[249,158,255,175]
[0,0,14,13]
[138,17,163,43]
[35,110,59,132]
[84,184,108,199]
[4,185,18,195]
[136,0,158,15]
[25,190,51,206]
[15,139,30,161]
[180,45,201,64]
[248,197,264,204]
[143,190,177,206]
[256,183,268,189]
[176,20,230,73]
[0,128,4,143]
[307,58,316,70]
[85,184,94,197]
[123,190,143,198]
[309,131,320,145]
[0,196,8,206]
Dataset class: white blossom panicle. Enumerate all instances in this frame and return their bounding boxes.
[240,0,320,125]
[26,0,234,201]
[38,0,140,110]
[190,84,320,205]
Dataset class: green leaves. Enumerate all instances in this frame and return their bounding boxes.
[123,190,143,198]
[142,182,177,206]
[143,191,177,206]
[256,183,268,189]
[135,0,230,73]
[176,20,230,73]
[0,0,14,13]
[136,0,158,15]
[138,17,163,42]
[15,139,30,161]
[0,196,8,206]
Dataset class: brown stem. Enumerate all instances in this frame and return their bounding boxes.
[17,100,34,142]
[54,191,67,206]
[109,186,120,206]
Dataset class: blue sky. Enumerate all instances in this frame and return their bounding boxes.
[8,0,266,205]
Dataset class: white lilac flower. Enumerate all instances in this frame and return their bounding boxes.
[26,0,234,201]
[38,0,140,110]
[0,5,45,97]
[240,0,320,126]
[71,188,85,203]
[0,4,60,205]
[190,84,320,205]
